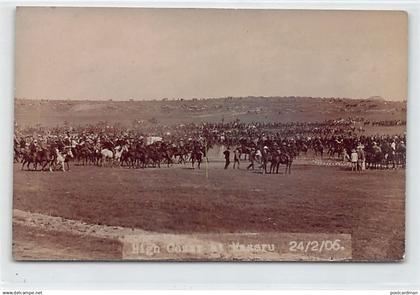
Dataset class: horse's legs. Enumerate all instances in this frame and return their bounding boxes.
[265,162,269,174]
[47,159,53,172]
[41,161,48,171]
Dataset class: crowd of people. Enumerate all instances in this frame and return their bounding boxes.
[13,118,406,173]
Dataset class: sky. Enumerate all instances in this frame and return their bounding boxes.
[15,7,408,101]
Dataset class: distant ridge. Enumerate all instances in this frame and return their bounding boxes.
[14,95,395,102]
[14,94,406,127]
[368,96,385,101]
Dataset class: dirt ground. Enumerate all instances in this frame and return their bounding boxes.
[13,223,122,260]
[12,156,405,261]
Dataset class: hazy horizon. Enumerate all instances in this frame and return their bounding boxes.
[15,8,408,102]
[14,95,405,102]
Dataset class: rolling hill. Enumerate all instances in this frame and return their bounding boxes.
[14,96,406,128]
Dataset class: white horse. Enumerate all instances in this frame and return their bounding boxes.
[54,148,74,172]
[100,148,114,167]
[114,145,128,167]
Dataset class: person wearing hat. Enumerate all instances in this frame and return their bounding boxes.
[233,147,241,169]
[247,147,256,170]
[350,148,358,171]
[29,139,37,153]
[223,146,231,169]
[391,139,396,153]
[356,144,365,171]
[255,148,262,165]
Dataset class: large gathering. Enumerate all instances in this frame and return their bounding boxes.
[13,118,406,174]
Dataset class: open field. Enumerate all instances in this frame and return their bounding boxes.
[12,7,408,263]
[13,158,405,261]
[12,97,406,261]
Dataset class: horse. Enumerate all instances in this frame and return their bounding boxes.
[132,146,147,168]
[238,145,251,160]
[328,143,344,159]
[381,144,397,169]
[88,148,102,166]
[298,143,308,156]
[260,148,272,174]
[74,144,91,166]
[173,146,189,164]
[395,143,406,168]
[146,146,162,168]
[120,145,135,167]
[312,143,324,158]
[191,148,203,169]
[365,145,384,169]
[100,148,114,167]
[20,147,55,171]
[14,146,22,163]
[54,147,74,171]
[20,148,35,170]
[114,145,129,167]
[162,149,175,168]
[268,150,293,174]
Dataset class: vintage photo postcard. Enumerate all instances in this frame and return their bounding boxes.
[13,7,407,261]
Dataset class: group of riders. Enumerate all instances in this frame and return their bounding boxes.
[13,119,406,174]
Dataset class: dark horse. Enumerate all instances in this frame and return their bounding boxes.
[21,147,55,171]
[191,147,204,169]
[261,149,293,174]
[269,150,293,174]
[312,143,324,158]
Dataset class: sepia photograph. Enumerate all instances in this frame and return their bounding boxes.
[12,7,407,261]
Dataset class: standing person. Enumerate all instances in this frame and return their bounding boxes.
[223,147,231,169]
[233,148,241,169]
[350,149,358,171]
[391,139,397,152]
[356,144,365,171]
[255,148,262,164]
[247,148,256,170]
[343,148,350,162]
